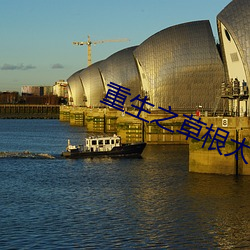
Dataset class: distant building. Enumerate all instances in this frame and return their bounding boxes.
[20,85,59,105]
[43,86,53,96]
[22,95,59,105]
[52,80,68,98]
[21,86,40,96]
[21,86,53,96]
[0,92,19,104]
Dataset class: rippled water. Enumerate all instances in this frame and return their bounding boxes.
[0,119,250,249]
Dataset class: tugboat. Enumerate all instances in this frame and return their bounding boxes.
[61,134,146,158]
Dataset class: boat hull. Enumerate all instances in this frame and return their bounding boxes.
[62,142,146,159]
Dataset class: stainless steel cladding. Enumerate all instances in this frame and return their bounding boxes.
[67,1,250,116]
[217,0,250,85]
[133,20,225,111]
[79,61,105,108]
[67,69,85,106]
[98,46,141,107]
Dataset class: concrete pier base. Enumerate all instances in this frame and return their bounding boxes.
[60,106,188,144]
[59,106,71,122]
[59,106,250,175]
[189,117,250,175]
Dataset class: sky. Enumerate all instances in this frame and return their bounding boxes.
[0,0,232,92]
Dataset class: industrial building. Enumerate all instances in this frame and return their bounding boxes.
[53,80,68,99]
[67,0,249,116]
[0,92,19,104]
[18,81,68,105]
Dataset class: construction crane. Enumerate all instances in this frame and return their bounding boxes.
[73,35,129,66]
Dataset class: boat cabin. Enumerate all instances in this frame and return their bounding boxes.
[85,135,121,152]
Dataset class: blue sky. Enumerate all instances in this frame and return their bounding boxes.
[0,0,232,92]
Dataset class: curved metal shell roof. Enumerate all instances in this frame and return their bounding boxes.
[99,46,141,107]
[217,0,250,84]
[79,61,105,108]
[133,20,225,111]
[67,69,85,106]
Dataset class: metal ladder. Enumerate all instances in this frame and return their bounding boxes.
[212,88,222,116]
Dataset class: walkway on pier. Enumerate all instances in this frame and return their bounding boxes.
[0,105,60,119]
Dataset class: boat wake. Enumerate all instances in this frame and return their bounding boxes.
[0,151,55,159]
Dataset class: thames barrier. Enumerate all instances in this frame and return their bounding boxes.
[59,106,250,175]
[62,0,250,175]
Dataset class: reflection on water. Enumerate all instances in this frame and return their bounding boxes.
[186,173,250,248]
[0,120,250,249]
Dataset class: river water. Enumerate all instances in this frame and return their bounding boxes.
[0,119,250,249]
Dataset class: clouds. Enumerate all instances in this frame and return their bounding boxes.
[51,63,64,69]
[1,63,36,70]
[1,63,65,70]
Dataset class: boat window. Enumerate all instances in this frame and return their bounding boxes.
[105,140,110,144]
[111,139,114,144]
[98,140,103,145]
[116,139,120,144]
[92,140,97,145]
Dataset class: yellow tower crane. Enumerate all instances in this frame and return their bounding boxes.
[73,35,129,66]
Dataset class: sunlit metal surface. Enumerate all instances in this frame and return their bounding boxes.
[217,0,250,115]
[68,21,227,111]
[133,20,225,111]
[79,61,105,107]
[99,46,141,107]
[217,0,250,83]
[67,69,85,106]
